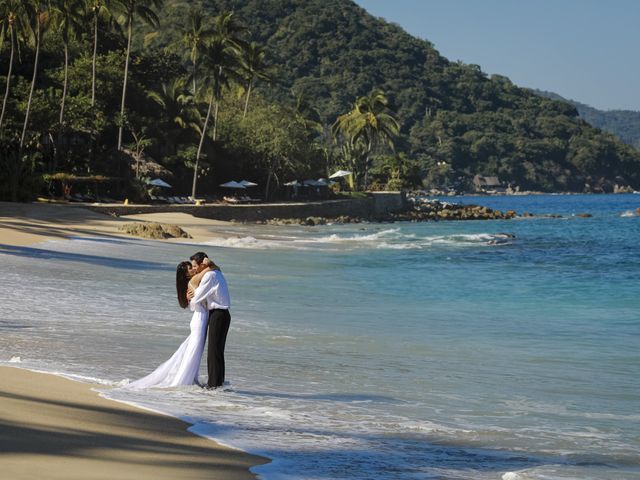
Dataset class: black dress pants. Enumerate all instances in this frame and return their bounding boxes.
[207,308,231,388]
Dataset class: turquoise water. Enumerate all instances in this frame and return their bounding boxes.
[1,194,639,479]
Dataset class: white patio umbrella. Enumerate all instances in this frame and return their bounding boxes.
[219,181,246,189]
[284,180,301,187]
[329,170,352,179]
[239,180,258,187]
[147,178,172,188]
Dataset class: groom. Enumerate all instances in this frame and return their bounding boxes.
[187,252,231,389]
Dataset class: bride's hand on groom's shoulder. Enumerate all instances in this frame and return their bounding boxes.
[187,289,195,300]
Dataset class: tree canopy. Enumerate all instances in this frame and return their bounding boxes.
[1,0,638,202]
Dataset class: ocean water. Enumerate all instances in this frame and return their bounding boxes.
[1,193,639,480]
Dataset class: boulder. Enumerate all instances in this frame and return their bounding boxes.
[118,222,191,240]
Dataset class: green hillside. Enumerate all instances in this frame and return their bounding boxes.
[1,0,639,201]
[533,89,640,151]
[152,0,640,191]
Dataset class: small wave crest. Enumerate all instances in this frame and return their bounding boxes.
[200,229,514,251]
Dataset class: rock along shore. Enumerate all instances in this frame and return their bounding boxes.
[257,198,519,226]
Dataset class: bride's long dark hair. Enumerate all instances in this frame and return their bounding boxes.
[176,261,191,309]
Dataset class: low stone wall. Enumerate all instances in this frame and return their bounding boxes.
[87,197,376,221]
[371,191,407,216]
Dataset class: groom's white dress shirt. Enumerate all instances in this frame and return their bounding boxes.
[189,270,231,312]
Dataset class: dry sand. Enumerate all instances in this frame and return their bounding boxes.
[0,366,267,480]
[0,201,230,247]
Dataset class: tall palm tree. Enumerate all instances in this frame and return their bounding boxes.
[191,11,244,198]
[20,1,50,150]
[191,36,236,198]
[113,0,162,151]
[86,0,114,107]
[0,1,25,130]
[332,88,399,189]
[239,41,270,118]
[175,7,213,94]
[51,0,83,140]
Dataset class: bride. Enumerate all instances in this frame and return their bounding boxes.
[126,260,213,389]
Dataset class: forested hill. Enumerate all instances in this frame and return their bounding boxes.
[533,90,640,151]
[152,0,640,191]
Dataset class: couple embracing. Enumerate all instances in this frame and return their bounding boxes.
[127,252,231,390]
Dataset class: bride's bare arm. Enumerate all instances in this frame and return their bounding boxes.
[189,267,212,289]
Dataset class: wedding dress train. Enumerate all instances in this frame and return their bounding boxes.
[126,309,208,389]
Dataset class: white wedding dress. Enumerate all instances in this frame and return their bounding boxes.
[126,308,208,390]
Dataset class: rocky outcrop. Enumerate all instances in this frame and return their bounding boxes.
[118,222,191,239]
[398,198,517,221]
[256,199,519,225]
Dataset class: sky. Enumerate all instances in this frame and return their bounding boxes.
[354,0,640,112]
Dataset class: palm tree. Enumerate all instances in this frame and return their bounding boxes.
[113,0,162,151]
[239,41,270,118]
[148,78,200,155]
[191,37,235,198]
[174,7,213,94]
[51,0,83,144]
[20,1,50,150]
[86,0,114,107]
[0,1,25,130]
[191,11,244,198]
[332,88,399,189]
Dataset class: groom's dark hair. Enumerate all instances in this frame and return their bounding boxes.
[190,252,208,264]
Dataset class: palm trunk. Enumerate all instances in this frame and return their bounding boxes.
[0,26,15,130]
[53,43,69,172]
[192,94,213,198]
[20,18,41,151]
[59,44,69,127]
[91,12,98,107]
[264,171,272,201]
[212,100,219,141]
[242,80,252,118]
[363,139,373,190]
[117,16,133,151]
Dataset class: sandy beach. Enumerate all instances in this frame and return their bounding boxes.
[0,366,267,480]
[0,201,230,247]
[0,203,266,478]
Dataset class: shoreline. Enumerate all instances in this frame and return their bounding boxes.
[0,201,234,247]
[0,365,269,480]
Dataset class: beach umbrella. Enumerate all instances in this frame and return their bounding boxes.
[284,180,301,187]
[239,180,258,187]
[329,170,352,179]
[147,178,172,188]
[219,181,246,189]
